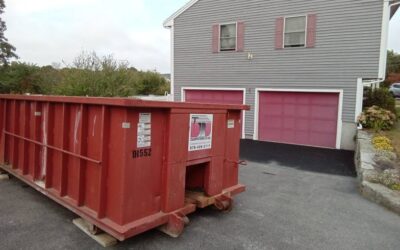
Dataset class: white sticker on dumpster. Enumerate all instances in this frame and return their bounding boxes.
[137,113,151,148]
[188,114,213,151]
[227,119,235,129]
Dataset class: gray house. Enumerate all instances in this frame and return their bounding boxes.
[164,0,399,150]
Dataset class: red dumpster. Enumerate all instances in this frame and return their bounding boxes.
[0,94,249,241]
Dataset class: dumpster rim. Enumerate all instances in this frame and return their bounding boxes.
[0,94,250,111]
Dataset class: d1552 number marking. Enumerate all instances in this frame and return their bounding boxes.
[132,148,152,159]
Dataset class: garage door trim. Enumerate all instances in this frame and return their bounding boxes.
[181,87,246,139]
[253,88,343,149]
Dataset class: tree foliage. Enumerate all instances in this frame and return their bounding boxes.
[0,51,170,97]
[387,50,400,75]
[0,0,18,66]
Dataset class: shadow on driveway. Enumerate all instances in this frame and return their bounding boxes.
[240,139,356,177]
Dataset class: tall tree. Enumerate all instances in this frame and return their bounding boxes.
[387,50,400,75]
[0,0,17,66]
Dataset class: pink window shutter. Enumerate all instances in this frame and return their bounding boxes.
[236,22,245,52]
[275,17,284,49]
[306,14,317,48]
[212,24,219,53]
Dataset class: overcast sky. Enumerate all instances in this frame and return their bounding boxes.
[2,0,400,73]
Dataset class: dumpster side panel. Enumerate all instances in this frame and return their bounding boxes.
[49,103,65,192]
[28,101,42,180]
[0,99,4,163]
[84,106,102,213]
[106,107,126,224]
[223,110,242,189]
[123,109,166,223]
[66,104,82,203]
[162,112,190,213]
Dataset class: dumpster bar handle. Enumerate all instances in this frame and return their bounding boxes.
[3,130,102,164]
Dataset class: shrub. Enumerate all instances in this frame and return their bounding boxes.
[390,183,400,191]
[0,51,170,97]
[358,106,397,131]
[375,149,397,161]
[378,170,400,188]
[372,136,394,151]
[369,169,400,191]
[363,87,396,113]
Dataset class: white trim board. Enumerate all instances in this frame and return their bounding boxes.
[379,0,390,79]
[253,88,343,150]
[181,87,247,139]
[169,25,175,101]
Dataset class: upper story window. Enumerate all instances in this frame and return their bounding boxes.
[284,16,306,48]
[220,23,237,51]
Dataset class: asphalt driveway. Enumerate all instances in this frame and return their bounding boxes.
[1,141,400,250]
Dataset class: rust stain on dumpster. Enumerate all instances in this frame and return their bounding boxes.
[0,94,249,241]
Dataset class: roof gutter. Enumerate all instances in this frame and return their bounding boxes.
[390,1,400,18]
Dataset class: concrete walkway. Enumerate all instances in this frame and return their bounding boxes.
[0,142,399,250]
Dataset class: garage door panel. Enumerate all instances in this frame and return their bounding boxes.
[264,130,282,141]
[283,105,296,115]
[310,133,336,148]
[263,104,284,116]
[185,90,243,105]
[297,106,310,117]
[261,118,282,129]
[295,133,307,144]
[310,120,337,133]
[311,106,337,119]
[312,95,339,105]
[296,118,310,131]
[283,96,296,104]
[258,91,339,148]
[283,118,296,129]
[282,131,296,142]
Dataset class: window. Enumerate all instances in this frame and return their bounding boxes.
[220,23,237,51]
[394,84,400,89]
[284,16,306,48]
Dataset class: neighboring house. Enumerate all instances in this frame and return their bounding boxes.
[164,0,399,150]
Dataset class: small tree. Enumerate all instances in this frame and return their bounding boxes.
[0,0,18,66]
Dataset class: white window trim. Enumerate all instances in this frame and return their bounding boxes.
[219,22,238,52]
[181,87,246,139]
[253,88,343,149]
[283,15,308,48]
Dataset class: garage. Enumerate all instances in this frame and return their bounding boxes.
[256,90,341,149]
[182,88,245,137]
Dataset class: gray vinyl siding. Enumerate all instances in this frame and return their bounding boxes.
[172,0,383,138]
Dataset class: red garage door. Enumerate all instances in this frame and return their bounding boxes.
[184,89,244,105]
[258,91,339,148]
